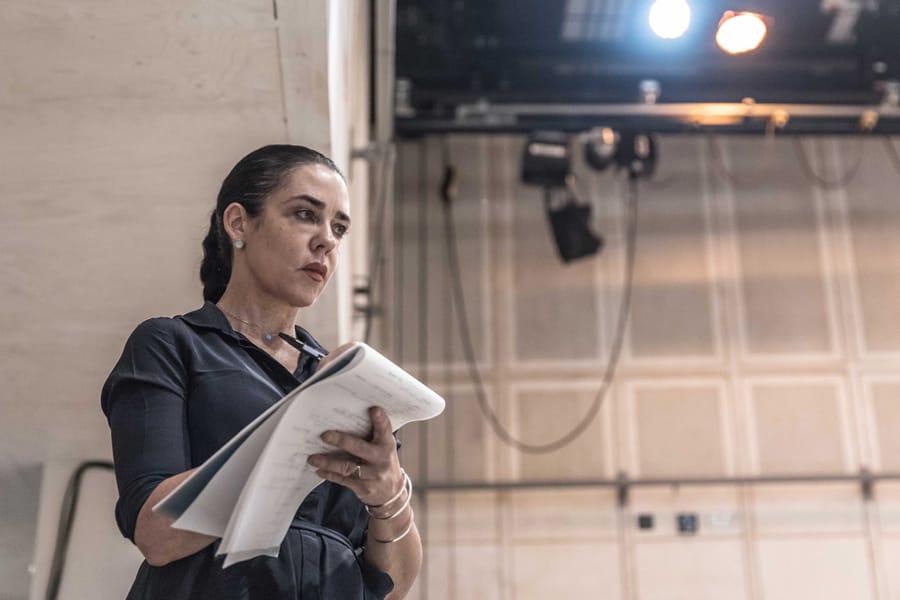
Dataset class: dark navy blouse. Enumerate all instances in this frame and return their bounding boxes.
[101,302,393,599]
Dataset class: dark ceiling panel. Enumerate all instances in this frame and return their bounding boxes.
[394,0,900,134]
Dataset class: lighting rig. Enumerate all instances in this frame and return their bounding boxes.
[394,0,900,135]
[521,128,657,262]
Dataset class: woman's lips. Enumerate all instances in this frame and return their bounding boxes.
[302,263,327,282]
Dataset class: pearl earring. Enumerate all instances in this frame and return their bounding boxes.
[234,239,245,249]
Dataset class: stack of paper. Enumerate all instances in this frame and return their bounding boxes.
[154,342,445,567]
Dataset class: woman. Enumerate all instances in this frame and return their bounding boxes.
[101,145,421,599]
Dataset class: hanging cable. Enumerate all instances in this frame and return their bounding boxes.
[417,138,430,376]
[363,143,397,344]
[883,136,900,174]
[440,151,639,454]
[642,171,680,191]
[414,137,432,600]
[393,143,406,362]
[792,136,863,189]
[707,121,778,187]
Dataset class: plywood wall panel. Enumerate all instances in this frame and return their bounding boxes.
[630,383,729,477]
[426,389,490,484]
[2,0,272,28]
[628,138,719,360]
[726,138,835,357]
[842,139,900,355]
[510,172,601,364]
[0,24,280,113]
[875,482,900,534]
[879,538,900,600]
[752,484,864,535]
[510,489,617,542]
[875,482,900,600]
[0,77,285,186]
[747,380,851,474]
[393,137,490,368]
[425,543,504,600]
[512,542,622,600]
[393,130,900,600]
[869,380,900,471]
[425,491,500,545]
[756,537,874,600]
[634,540,748,600]
[441,136,491,364]
[393,140,425,367]
[513,385,609,480]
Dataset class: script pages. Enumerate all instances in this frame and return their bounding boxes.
[153,342,445,567]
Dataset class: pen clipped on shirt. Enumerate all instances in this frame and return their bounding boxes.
[278,333,329,362]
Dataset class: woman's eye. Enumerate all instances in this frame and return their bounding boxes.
[296,209,316,222]
[333,224,348,238]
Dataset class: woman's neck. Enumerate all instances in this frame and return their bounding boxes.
[215,286,299,341]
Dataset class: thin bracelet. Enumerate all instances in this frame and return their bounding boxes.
[367,475,413,520]
[365,469,409,510]
[371,509,416,544]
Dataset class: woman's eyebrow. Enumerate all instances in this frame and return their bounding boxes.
[287,195,351,224]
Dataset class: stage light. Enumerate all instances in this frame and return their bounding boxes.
[544,186,604,263]
[649,0,691,40]
[521,131,570,188]
[583,127,620,171]
[521,132,602,262]
[616,132,658,178]
[716,11,767,54]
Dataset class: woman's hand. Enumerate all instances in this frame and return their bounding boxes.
[307,406,404,506]
[306,361,423,598]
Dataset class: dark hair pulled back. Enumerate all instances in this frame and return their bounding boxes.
[200,144,343,303]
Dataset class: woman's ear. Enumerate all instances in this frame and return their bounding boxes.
[222,202,249,246]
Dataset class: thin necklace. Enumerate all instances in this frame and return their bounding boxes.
[217,306,288,342]
[216,305,329,360]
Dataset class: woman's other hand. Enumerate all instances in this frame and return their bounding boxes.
[307,406,403,506]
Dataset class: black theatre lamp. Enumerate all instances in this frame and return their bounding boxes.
[616,132,658,178]
[521,131,571,188]
[521,131,603,263]
[544,188,604,263]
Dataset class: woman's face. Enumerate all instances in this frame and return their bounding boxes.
[238,163,351,308]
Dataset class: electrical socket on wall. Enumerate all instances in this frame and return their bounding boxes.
[637,513,654,530]
[676,512,699,535]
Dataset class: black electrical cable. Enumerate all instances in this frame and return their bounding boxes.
[45,461,114,600]
[417,138,429,378]
[363,144,397,344]
[707,128,777,188]
[393,143,406,362]
[792,136,863,189]
[415,138,431,600]
[440,159,640,454]
[883,136,900,174]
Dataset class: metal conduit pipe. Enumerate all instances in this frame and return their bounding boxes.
[419,470,900,506]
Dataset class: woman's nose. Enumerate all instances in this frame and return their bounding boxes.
[313,223,338,252]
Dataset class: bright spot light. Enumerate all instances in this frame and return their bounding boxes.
[716,12,768,54]
[649,0,691,40]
